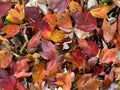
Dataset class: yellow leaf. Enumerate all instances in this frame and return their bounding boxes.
[69,1,82,15]
[50,29,65,42]
[6,2,24,24]
[90,4,115,18]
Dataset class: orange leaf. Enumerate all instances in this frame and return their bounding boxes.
[50,29,65,42]
[32,61,46,82]
[56,12,72,28]
[42,23,53,40]
[6,2,24,24]
[90,4,115,18]
[102,19,117,43]
[2,24,20,38]
[77,74,102,90]
[0,50,12,69]
[69,1,82,15]
[55,72,72,90]
[43,13,56,29]
[100,47,119,64]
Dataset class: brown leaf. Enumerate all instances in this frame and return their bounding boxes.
[102,19,117,43]
[2,24,20,38]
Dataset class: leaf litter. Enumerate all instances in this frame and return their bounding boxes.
[1,0,120,90]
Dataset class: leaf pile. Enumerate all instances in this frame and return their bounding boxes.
[1,0,120,90]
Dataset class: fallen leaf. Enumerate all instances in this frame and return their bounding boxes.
[6,2,24,24]
[113,0,120,7]
[28,30,41,49]
[48,0,70,13]
[102,19,117,43]
[43,13,56,29]
[50,29,65,43]
[74,10,97,32]
[0,50,12,69]
[77,74,102,90]
[55,72,72,90]
[2,24,20,38]
[0,2,11,27]
[69,1,82,15]
[100,47,119,64]
[13,58,32,78]
[46,55,64,75]
[42,22,53,40]
[78,39,99,57]
[90,4,115,18]
[56,12,72,29]
[32,61,46,82]
[40,40,58,60]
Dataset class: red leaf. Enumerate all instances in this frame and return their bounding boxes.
[11,59,32,78]
[71,49,86,66]
[28,31,42,48]
[74,10,97,32]
[48,0,70,13]
[46,55,64,75]
[0,2,11,27]
[0,69,16,90]
[40,40,58,60]
[78,39,99,57]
